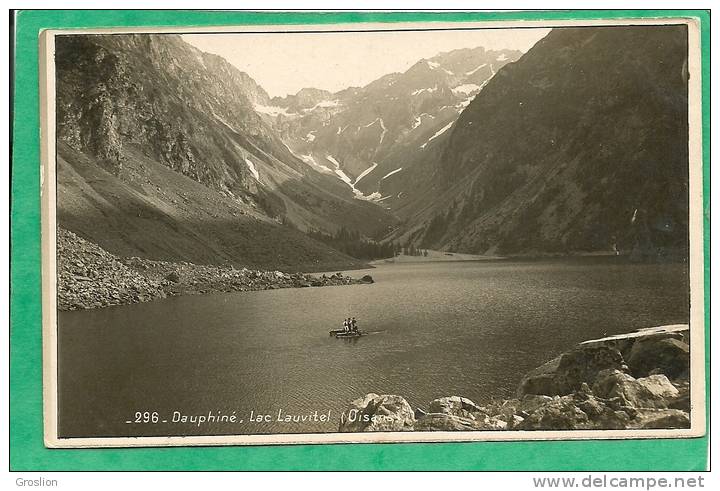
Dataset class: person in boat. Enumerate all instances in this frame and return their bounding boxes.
[342,318,350,333]
[351,317,358,332]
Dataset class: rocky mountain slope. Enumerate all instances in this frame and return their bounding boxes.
[384,26,689,257]
[56,34,393,269]
[255,47,520,203]
[57,227,372,310]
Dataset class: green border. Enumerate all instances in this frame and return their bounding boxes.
[10,9,710,471]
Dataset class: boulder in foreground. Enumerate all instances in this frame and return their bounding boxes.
[338,393,415,432]
[517,325,690,398]
[415,396,508,431]
[342,325,691,433]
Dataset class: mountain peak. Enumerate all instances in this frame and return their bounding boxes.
[264,44,520,201]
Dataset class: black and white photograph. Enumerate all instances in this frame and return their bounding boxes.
[41,18,705,447]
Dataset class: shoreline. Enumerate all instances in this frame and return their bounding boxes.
[372,251,689,265]
[370,250,504,265]
[58,228,373,311]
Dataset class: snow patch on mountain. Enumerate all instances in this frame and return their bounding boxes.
[326,155,353,186]
[353,190,383,201]
[284,144,334,174]
[283,143,353,179]
[456,98,474,110]
[244,158,260,181]
[466,63,487,75]
[305,131,316,142]
[326,155,354,185]
[210,109,238,133]
[420,121,454,149]
[452,83,482,95]
[411,113,435,130]
[363,118,381,128]
[326,155,341,169]
[497,53,509,62]
[254,104,295,117]
[360,118,389,149]
[425,60,452,75]
[334,168,353,185]
[306,100,340,112]
[411,86,438,96]
[326,155,385,201]
[382,167,403,180]
[378,118,388,146]
[469,72,496,98]
[354,162,378,185]
[298,153,333,174]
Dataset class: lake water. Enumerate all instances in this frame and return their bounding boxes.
[57,258,689,437]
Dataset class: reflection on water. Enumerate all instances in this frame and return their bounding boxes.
[58,258,689,437]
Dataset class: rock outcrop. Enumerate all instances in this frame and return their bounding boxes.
[627,337,690,379]
[414,396,509,431]
[515,345,629,398]
[592,370,674,409]
[340,325,691,432]
[517,325,690,397]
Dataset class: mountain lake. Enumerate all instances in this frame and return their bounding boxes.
[57,257,689,437]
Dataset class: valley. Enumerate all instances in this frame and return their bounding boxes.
[56,25,690,291]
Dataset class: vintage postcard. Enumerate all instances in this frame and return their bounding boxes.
[40,17,706,448]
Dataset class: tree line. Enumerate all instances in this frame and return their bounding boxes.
[307,227,429,260]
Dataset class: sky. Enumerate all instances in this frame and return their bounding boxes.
[183,27,550,97]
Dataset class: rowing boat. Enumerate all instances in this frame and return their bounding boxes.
[329,328,366,338]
